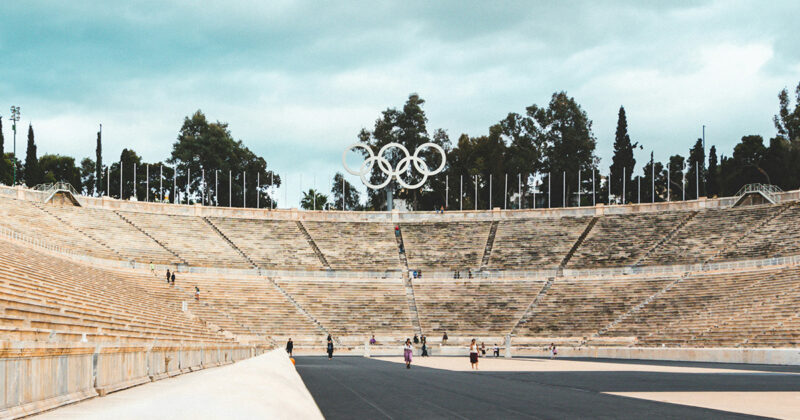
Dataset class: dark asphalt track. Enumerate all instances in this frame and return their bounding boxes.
[295,356,800,419]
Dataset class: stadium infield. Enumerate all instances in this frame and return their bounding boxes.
[294,355,800,419]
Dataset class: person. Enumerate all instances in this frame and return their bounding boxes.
[421,341,428,357]
[403,338,413,369]
[194,286,200,301]
[469,339,479,370]
[166,269,171,284]
[171,272,176,286]
[493,343,500,357]
[150,262,155,273]
[369,335,377,345]
[480,342,486,356]
[442,331,448,346]
[413,334,419,344]
[286,338,294,357]
[440,205,445,214]
[327,336,334,360]
[550,343,558,359]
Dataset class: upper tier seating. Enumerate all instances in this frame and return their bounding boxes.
[0,196,119,260]
[412,279,545,336]
[117,211,251,268]
[515,275,677,337]
[275,278,414,338]
[208,217,324,270]
[41,203,178,265]
[0,238,230,344]
[568,212,690,268]
[401,222,491,270]
[489,217,591,269]
[713,202,800,262]
[636,204,783,266]
[303,222,400,271]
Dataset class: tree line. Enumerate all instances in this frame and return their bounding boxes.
[320,81,800,210]
[2,81,799,211]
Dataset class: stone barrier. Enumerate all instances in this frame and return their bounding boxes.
[513,346,800,365]
[0,342,267,419]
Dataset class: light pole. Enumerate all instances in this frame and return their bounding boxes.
[10,106,20,186]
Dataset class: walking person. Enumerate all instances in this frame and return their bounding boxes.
[550,343,557,359]
[327,335,334,360]
[194,286,200,301]
[286,338,294,357]
[493,343,500,357]
[165,269,171,284]
[150,262,155,273]
[413,334,419,344]
[171,272,176,286]
[469,339,479,370]
[481,342,486,356]
[403,339,413,369]
[442,331,448,346]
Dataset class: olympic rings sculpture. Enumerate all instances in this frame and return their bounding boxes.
[342,142,447,190]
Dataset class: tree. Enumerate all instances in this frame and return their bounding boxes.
[639,152,667,202]
[774,82,800,143]
[23,124,42,187]
[95,127,103,196]
[300,189,328,210]
[331,172,360,210]
[686,138,706,199]
[80,158,96,195]
[39,154,82,187]
[667,155,685,201]
[0,117,11,185]
[719,135,769,193]
[707,145,719,197]
[169,110,280,207]
[610,106,638,203]
[528,92,598,207]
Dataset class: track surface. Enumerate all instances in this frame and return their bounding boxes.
[295,356,800,419]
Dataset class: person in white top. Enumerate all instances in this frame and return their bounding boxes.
[469,338,479,370]
[403,338,413,369]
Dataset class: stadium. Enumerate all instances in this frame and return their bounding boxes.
[0,181,799,418]
[4,2,800,419]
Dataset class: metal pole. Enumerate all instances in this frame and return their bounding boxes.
[342,177,345,210]
[258,173,261,209]
[667,166,671,202]
[172,167,176,203]
[134,163,137,199]
[489,174,492,209]
[532,173,536,209]
[474,175,477,210]
[518,173,521,209]
[548,172,551,208]
[270,172,273,209]
[186,167,190,204]
[159,165,163,202]
[446,175,449,209]
[652,161,655,203]
[460,175,463,211]
[201,169,205,205]
[10,106,20,186]
[608,172,611,204]
[504,174,507,209]
[592,168,595,206]
[107,166,110,198]
[682,170,686,201]
[229,170,232,206]
[637,177,641,204]
[119,161,123,199]
[696,161,699,199]
[577,170,581,207]
[622,167,625,204]
[146,165,149,202]
[243,172,246,208]
[215,170,218,206]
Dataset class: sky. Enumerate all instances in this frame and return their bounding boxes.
[1,1,799,207]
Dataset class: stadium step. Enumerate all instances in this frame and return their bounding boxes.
[560,217,598,268]
[394,225,422,335]
[509,276,556,336]
[114,210,188,265]
[295,221,331,270]
[479,221,499,271]
[704,202,793,266]
[35,203,125,261]
[263,276,339,345]
[203,217,258,269]
[631,210,698,267]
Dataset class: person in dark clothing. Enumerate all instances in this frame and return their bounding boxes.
[194,286,200,301]
[327,336,334,359]
[286,338,294,357]
[413,334,419,344]
[166,269,171,284]
[171,272,176,286]
[421,342,428,357]
[442,331,448,345]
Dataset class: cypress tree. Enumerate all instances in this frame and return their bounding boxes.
[24,124,41,187]
[95,127,103,195]
[707,145,719,197]
[610,106,638,202]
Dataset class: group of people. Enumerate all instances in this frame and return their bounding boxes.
[165,269,200,300]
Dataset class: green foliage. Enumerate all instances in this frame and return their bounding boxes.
[610,106,638,202]
[686,138,706,199]
[0,118,11,185]
[95,128,103,196]
[39,154,82,187]
[300,189,328,210]
[707,146,719,197]
[80,157,95,195]
[169,110,279,207]
[23,124,42,187]
[330,172,361,210]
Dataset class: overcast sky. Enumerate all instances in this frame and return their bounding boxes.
[1,1,798,207]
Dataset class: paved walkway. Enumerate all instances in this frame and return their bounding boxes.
[37,350,322,420]
[296,356,800,419]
